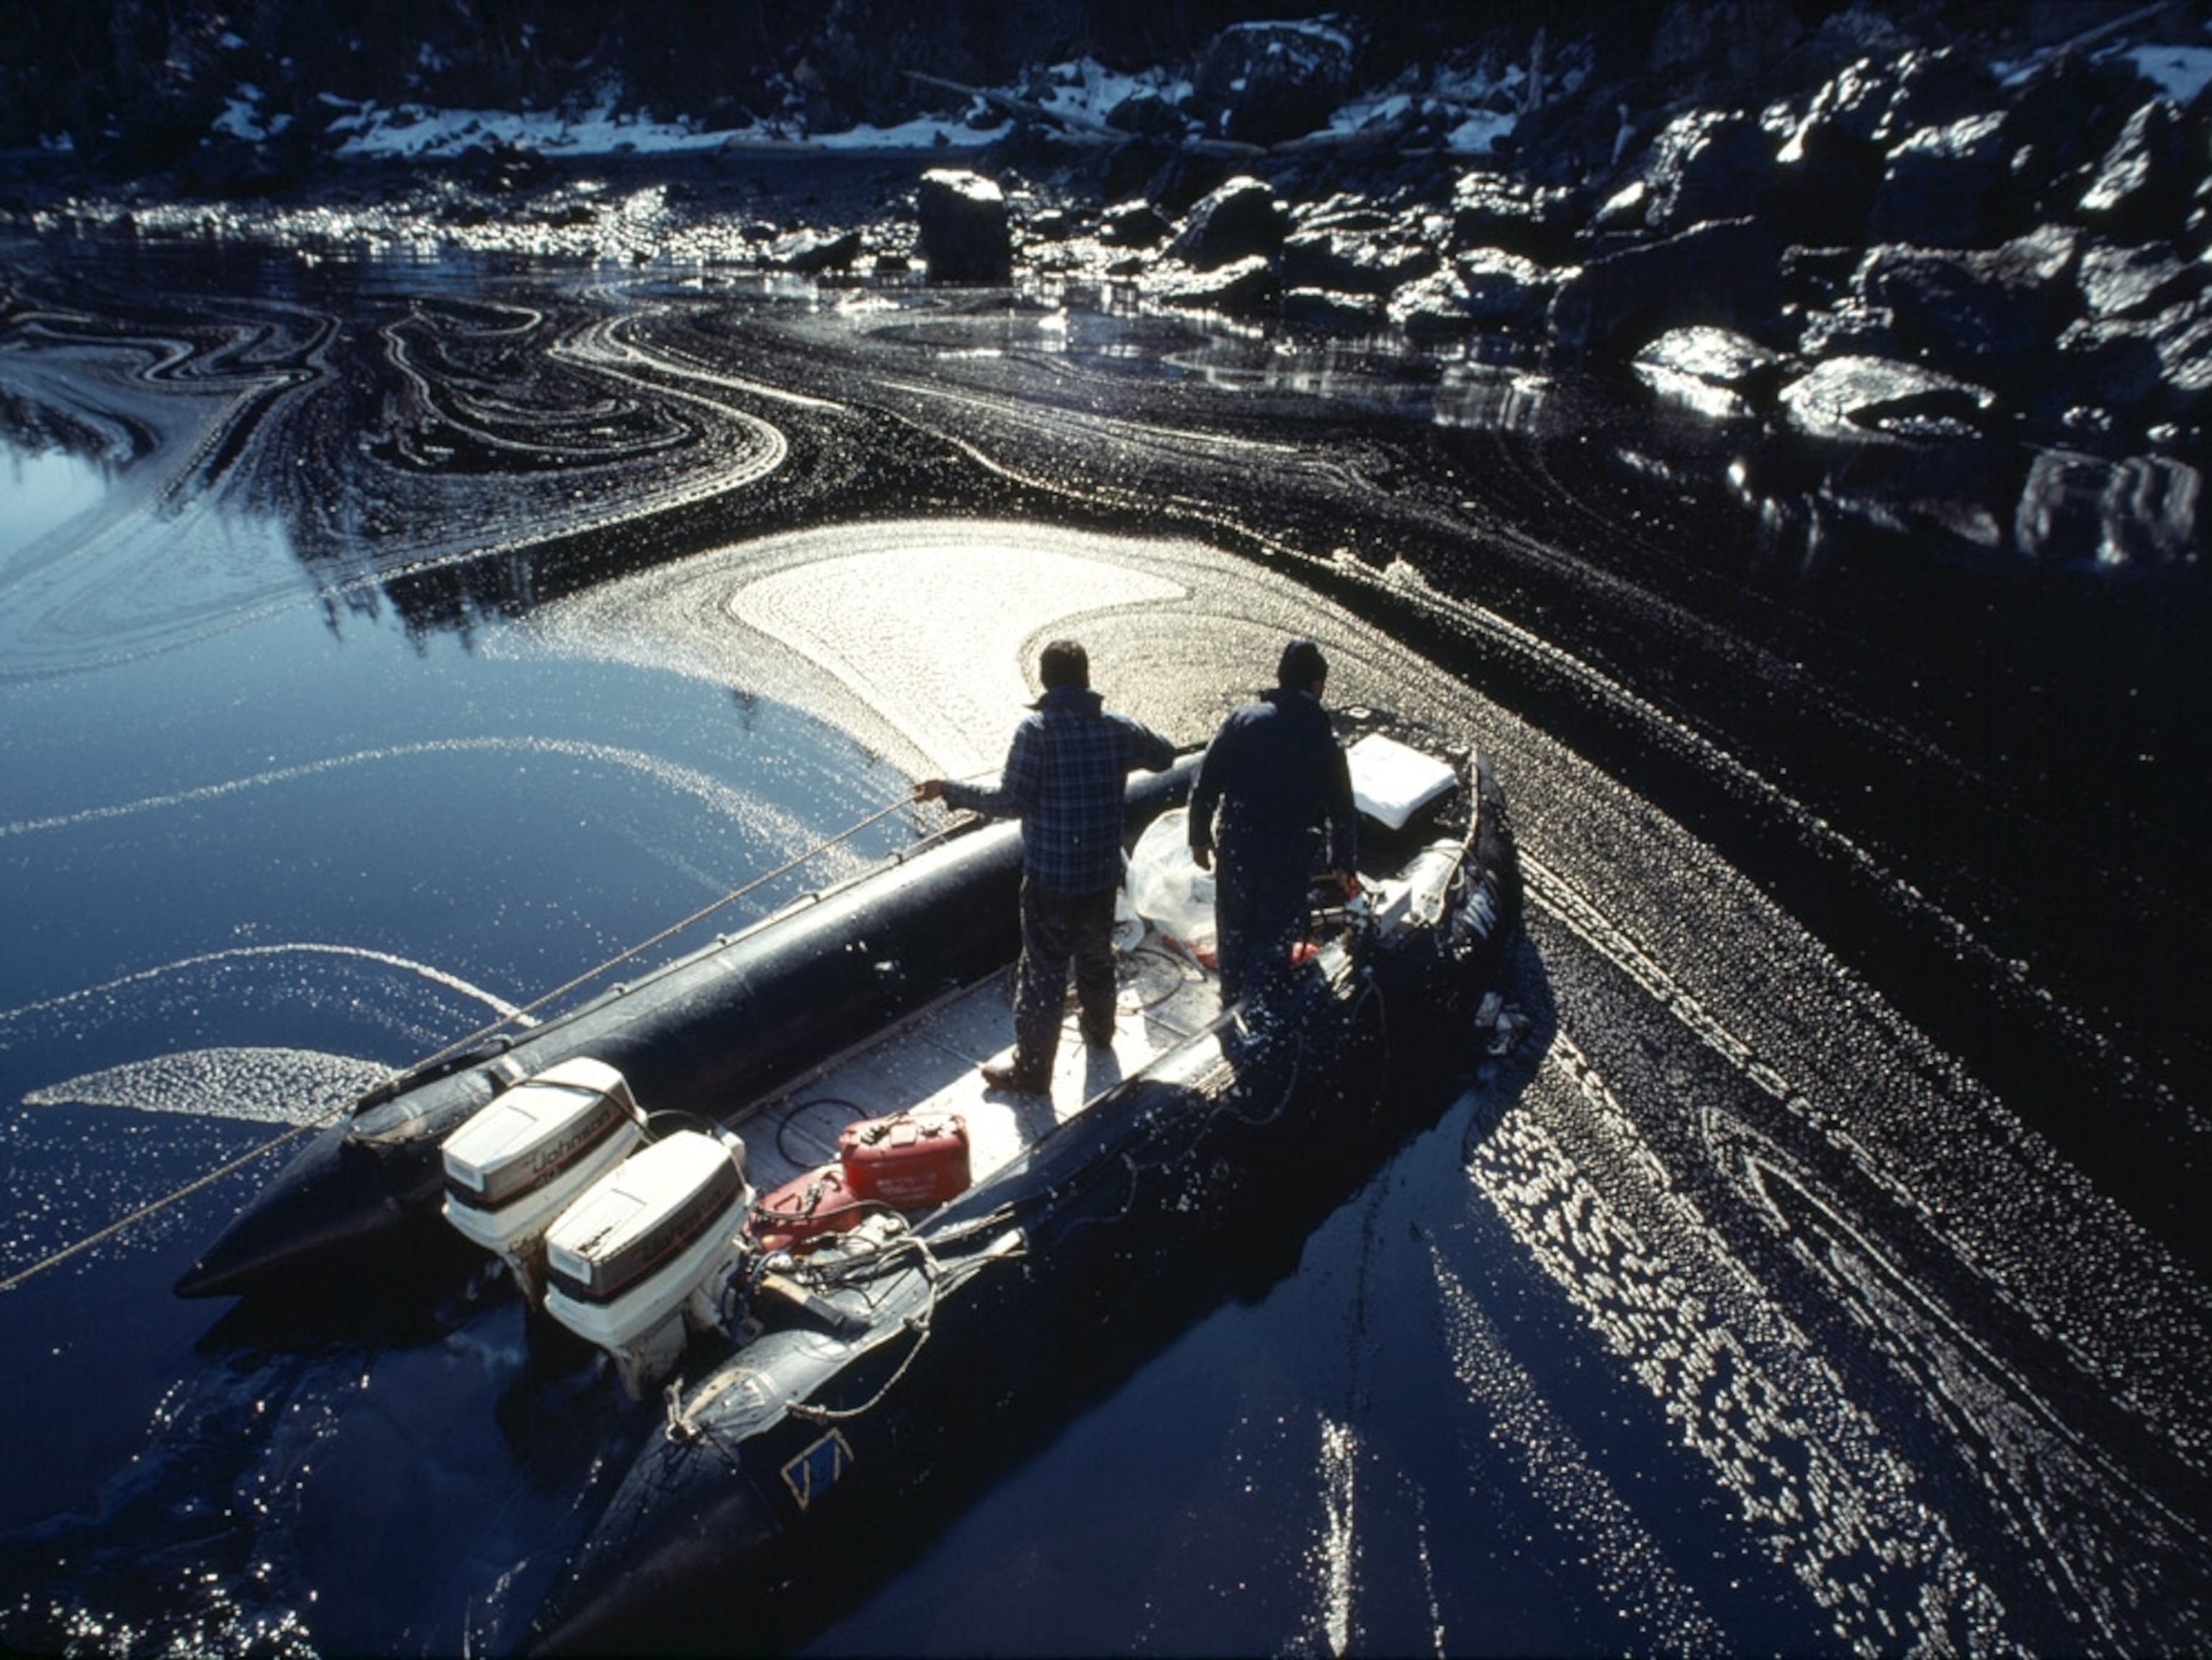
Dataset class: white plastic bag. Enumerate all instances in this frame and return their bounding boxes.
[1125,808,1216,959]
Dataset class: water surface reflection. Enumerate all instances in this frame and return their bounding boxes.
[0,238,2205,1656]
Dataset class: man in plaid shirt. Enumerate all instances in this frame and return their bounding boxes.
[917,640,1175,1094]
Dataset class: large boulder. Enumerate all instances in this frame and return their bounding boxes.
[2052,315,2167,417]
[1389,250,1554,340]
[1547,217,1785,358]
[1872,45,1999,140]
[1798,296,1902,359]
[1450,171,1583,263]
[1995,49,2147,231]
[1628,110,1779,235]
[2078,99,2198,240]
[1632,325,1785,419]
[1164,175,1287,271]
[2077,240,2204,322]
[1778,54,1901,153]
[1778,243,1863,311]
[1771,47,1996,242]
[1190,19,1356,148]
[1148,253,1277,315]
[1100,199,1172,249]
[1866,112,2011,248]
[1855,230,2082,394]
[766,226,862,274]
[2013,449,2203,567]
[916,168,1010,284]
[1281,288,1384,330]
[1778,354,2002,441]
[1282,222,1438,296]
[2056,289,2212,426]
[1771,59,1895,239]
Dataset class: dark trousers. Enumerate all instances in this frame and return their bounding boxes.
[1011,878,1118,1078]
[1213,857,1310,1009]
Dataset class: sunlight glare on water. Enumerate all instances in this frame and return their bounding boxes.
[727,533,1184,779]
[0,239,2206,1659]
[525,518,1498,782]
[0,442,109,560]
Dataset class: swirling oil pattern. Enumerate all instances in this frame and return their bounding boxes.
[0,226,2205,1659]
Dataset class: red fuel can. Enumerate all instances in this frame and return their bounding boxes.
[838,1112,971,1209]
[749,1163,868,1254]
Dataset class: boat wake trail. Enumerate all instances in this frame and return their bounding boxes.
[0,736,803,847]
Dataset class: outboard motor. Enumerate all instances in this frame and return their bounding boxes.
[541,1128,755,1398]
[440,1057,647,1300]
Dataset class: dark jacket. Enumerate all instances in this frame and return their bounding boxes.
[1188,688,1356,878]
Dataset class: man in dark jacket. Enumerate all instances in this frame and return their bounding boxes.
[1187,637,1357,1008]
[917,639,1176,1095]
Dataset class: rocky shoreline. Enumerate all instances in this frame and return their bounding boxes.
[4,4,2206,565]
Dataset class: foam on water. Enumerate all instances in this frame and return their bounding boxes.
[1470,1037,2009,1651]
[1311,1414,1357,1657]
[1458,815,2212,1648]
[1481,693,2212,1494]
[727,532,1187,779]
[24,1047,390,1126]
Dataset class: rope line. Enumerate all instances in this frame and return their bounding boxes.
[0,1141,314,1294]
[414,795,922,1075]
[0,795,929,1297]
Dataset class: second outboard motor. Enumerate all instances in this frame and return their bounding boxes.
[541,1128,754,1398]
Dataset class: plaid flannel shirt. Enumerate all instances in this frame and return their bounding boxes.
[943,686,1175,893]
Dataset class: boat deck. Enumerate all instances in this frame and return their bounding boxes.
[738,928,1226,1196]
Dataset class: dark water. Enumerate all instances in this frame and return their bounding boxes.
[1,230,2206,1656]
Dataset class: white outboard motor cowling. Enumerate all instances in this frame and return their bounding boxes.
[541,1128,753,1398]
[440,1057,645,1299]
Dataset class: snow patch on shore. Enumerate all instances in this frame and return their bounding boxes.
[290,47,1537,163]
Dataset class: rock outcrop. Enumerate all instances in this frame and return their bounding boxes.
[10,0,2206,488]
[971,4,2212,476]
[917,168,1011,284]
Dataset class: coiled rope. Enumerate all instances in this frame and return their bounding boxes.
[0,795,925,1296]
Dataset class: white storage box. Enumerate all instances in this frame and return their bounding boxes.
[1346,733,1457,831]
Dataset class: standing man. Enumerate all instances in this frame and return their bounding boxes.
[1187,637,1357,1009]
[916,639,1176,1095]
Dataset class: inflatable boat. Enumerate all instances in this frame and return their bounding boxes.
[174,717,1519,1652]
[501,723,1515,1653]
[174,761,1112,1302]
